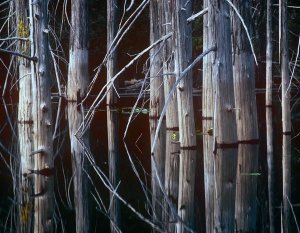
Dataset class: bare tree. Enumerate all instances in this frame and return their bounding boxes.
[67,0,90,232]
[280,0,291,232]
[231,0,259,232]
[208,0,238,231]
[107,0,121,232]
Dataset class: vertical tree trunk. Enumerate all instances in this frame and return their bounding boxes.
[107,0,121,232]
[172,0,197,232]
[266,0,275,231]
[30,0,54,232]
[162,1,179,232]
[232,1,259,232]
[67,0,90,233]
[280,0,291,232]
[149,0,166,231]
[209,0,238,231]
[16,1,34,232]
[202,0,214,231]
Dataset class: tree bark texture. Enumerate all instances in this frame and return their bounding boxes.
[280,0,291,232]
[208,0,238,231]
[149,0,166,231]
[232,0,259,232]
[30,0,54,232]
[162,1,179,232]
[16,1,34,232]
[202,0,214,231]
[107,0,121,232]
[266,0,275,231]
[67,0,90,233]
[172,0,197,232]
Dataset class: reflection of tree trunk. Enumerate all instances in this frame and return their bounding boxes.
[16,1,34,232]
[202,0,214,231]
[162,1,179,232]
[172,0,197,232]
[107,0,120,232]
[209,0,238,231]
[232,0,259,232]
[67,1,90,233]
[266,0,275,231]
[30,0,54,232]
[280,0,291,232]
[149,1,166,231]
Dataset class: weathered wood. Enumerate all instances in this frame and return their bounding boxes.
[280,0,291,232]
[162,1,179,232]
[266,0,275,231]
[30,0,54,232]
[149,0,166,231]
[209,0,238,231]
[107,0,121,232]
[232,0,259,232]
[202,0,215,231]
[16,1,34,232]
[172,0,197,232]
[67,0,90,233]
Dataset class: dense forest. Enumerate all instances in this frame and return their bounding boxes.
[0,0,300,233]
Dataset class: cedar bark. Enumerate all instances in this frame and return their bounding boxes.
[107,0,121,232]
[280,0,291,232]
[232,0,259,232]
[266,0,275,231]
[67,0,90,233]
[172,0,197,232]
[30,0,54,232]
[208,0,238,231]
[149,0,166,231]
[162,0,179,231]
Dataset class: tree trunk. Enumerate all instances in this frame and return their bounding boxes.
[266,0,275,231]
[202,0,214,231]
[30,0,54,232]
[67,0,90,233]
[16,1,34,232]
[172,0,197,232]
[162,1,179,232]
[208,0,238,231]
[107,0,121,232]
[280,0,291,232]
[149,0,166,231]
[232,0,259,232]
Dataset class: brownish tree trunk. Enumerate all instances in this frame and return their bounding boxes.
[67,0,90,232]
[107,0,121,232]
[232,0,259,232]
[209,0,238,231]
[172,0,197,232]
[30,0,54,232]
[149,0,166,231]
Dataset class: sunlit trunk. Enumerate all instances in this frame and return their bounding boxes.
[172,0,197,232]
[209,0,238,231]
[232,0,259,232]
[67,0,90,232]
[149,0,166,231]
[107,0,121,232]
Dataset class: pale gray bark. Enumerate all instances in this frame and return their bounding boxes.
[172,0,197,232]
[232,0,259,232]
[30,0,54,232]
[209,0,238,231]
[67,0,90,233]
[149,0,166,231]
[162,1,179,232]
[107,0,121,232]
[280,0,291,232]
[266,0,275,231]
[202,0,214,231]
